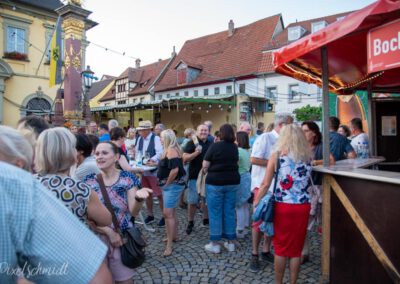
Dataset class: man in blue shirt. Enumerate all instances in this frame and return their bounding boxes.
[98,123,110,142]
[0,162,111,284]
[329,116,356,161]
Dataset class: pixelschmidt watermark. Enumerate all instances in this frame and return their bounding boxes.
[0,262,69,279]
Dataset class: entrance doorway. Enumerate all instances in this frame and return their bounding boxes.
[375,100,400,172]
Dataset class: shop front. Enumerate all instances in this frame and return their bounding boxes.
[273,1,400,282]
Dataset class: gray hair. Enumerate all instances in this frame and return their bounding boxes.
[0,126,33,171]
[35,127,77,175]
[274,113,294,126]
[204,120,213,131]
[155,123,166,131]
[108,119,119,129]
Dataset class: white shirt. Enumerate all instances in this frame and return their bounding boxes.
[350,133,369,157]
[250,129,279,192]
[135,132,163,176]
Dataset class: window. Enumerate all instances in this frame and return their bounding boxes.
[288,26,305,41]
[214,87,220,95]
[184,91,189,97]
[194,90,199,97]
[166,94,170,98]
[6,27,26,54]
[239,84,246,94]
[158,95,162,100]
[226,85,232,94]
[266,87,277,101]
[177,69,186,85]
[133,98,137,103]
[311,21,327,33]
[140,97,144,102]
[117,100,126,105]
[288,84,300,102]
[203,89,209,96]
[175,92,180,97]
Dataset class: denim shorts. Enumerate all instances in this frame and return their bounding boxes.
[186,179,199,205]
[162,183,184,209]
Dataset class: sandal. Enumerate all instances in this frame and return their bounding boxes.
[163,246,173,257]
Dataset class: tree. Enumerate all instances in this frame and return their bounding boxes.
[293,104,322,121]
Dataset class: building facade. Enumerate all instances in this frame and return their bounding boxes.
[0,0,64,126]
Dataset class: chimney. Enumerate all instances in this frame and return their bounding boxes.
[228,19,234,36]
[135,58,141,69]
[171,46,176,57]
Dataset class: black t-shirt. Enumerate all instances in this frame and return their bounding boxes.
[184,138,213,180]
[204,141,240,186]
[116,147,128,170]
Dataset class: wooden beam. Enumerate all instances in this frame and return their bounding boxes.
[328,176,400,282]
[321,174,331,283]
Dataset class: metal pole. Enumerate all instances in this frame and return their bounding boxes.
[321,46,330,167]
[367,82,375,156]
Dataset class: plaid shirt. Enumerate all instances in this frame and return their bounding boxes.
[0,162,107,284]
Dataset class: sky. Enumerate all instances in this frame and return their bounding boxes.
[83,0,376,78]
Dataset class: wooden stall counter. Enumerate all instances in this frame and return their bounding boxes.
[313,166,400,283]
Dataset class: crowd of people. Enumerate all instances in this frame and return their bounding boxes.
[0,113,368,284]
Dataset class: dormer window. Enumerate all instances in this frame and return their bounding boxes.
[175,61,202,86]
[311,21,327,33]
[288,26,306,41]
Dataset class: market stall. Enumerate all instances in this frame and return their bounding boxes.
[273,0,400,282]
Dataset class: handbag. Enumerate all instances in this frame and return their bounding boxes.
[97,174,146,269]
[265,152,280,223]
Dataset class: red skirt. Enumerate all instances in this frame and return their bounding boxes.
[273,202,310,257]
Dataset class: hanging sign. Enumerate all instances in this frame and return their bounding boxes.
[368,19,400,73]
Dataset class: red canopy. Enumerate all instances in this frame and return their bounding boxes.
[273,0,400,94]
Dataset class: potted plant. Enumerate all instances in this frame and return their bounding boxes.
[3,51,28,61]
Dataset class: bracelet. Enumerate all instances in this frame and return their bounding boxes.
[135,196,144,202]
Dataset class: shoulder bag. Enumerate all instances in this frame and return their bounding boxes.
[97,174,146,269]
[265,152,281,222]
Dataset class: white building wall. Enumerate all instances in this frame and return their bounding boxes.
[263,73,322,115]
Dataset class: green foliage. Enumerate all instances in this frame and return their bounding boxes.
[293,104,322,121]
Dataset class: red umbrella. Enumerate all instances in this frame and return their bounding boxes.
[273,0,400,94]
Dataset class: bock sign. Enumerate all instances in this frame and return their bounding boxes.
[368,19,400,73]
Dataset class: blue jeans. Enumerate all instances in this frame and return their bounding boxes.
[206,184,238,241]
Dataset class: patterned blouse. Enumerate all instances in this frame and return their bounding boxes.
[84,171,141,231]
[274,155,312,204]
[37,174,91,225]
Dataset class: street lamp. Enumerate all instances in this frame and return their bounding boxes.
[81,65,96,125]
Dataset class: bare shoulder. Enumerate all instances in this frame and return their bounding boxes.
[166,147,180,159]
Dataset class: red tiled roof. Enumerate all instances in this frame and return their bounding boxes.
[99,59,171,102]
[258,52,274,73]
[130,59,170,96]
[155,14,282,92]
[265,11,352,50]
[99,86,115,102]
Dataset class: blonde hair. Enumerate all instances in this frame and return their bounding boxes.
[35,127,77,175]
[0,126,33,171]
[161,129,182,158]
[183,128,195,138]
[274,124,312,162]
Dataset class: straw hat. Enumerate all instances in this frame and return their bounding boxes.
[136,120,153,130]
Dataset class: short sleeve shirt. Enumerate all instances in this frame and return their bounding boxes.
[329,131,354,161]
[350,133,369,157]
[238,147,251,174]
[250,130,279,191]
[203,141,240,185]
[184,138,213,180]
[84,171,140,231]
[0,162,107,284]
[37,174,91,226]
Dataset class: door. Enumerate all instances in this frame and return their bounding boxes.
[375,100,400,171]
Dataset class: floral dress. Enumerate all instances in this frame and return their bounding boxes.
[274,155,312,204]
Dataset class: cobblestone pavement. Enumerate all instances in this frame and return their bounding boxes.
[133,203,321,284]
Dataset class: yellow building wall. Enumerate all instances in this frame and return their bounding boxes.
[160,108,235,136]
[1,8,59,127]
[90,80,115,108]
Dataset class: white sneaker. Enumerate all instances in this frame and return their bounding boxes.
[224,242,235,252]
[205,243,221,254]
